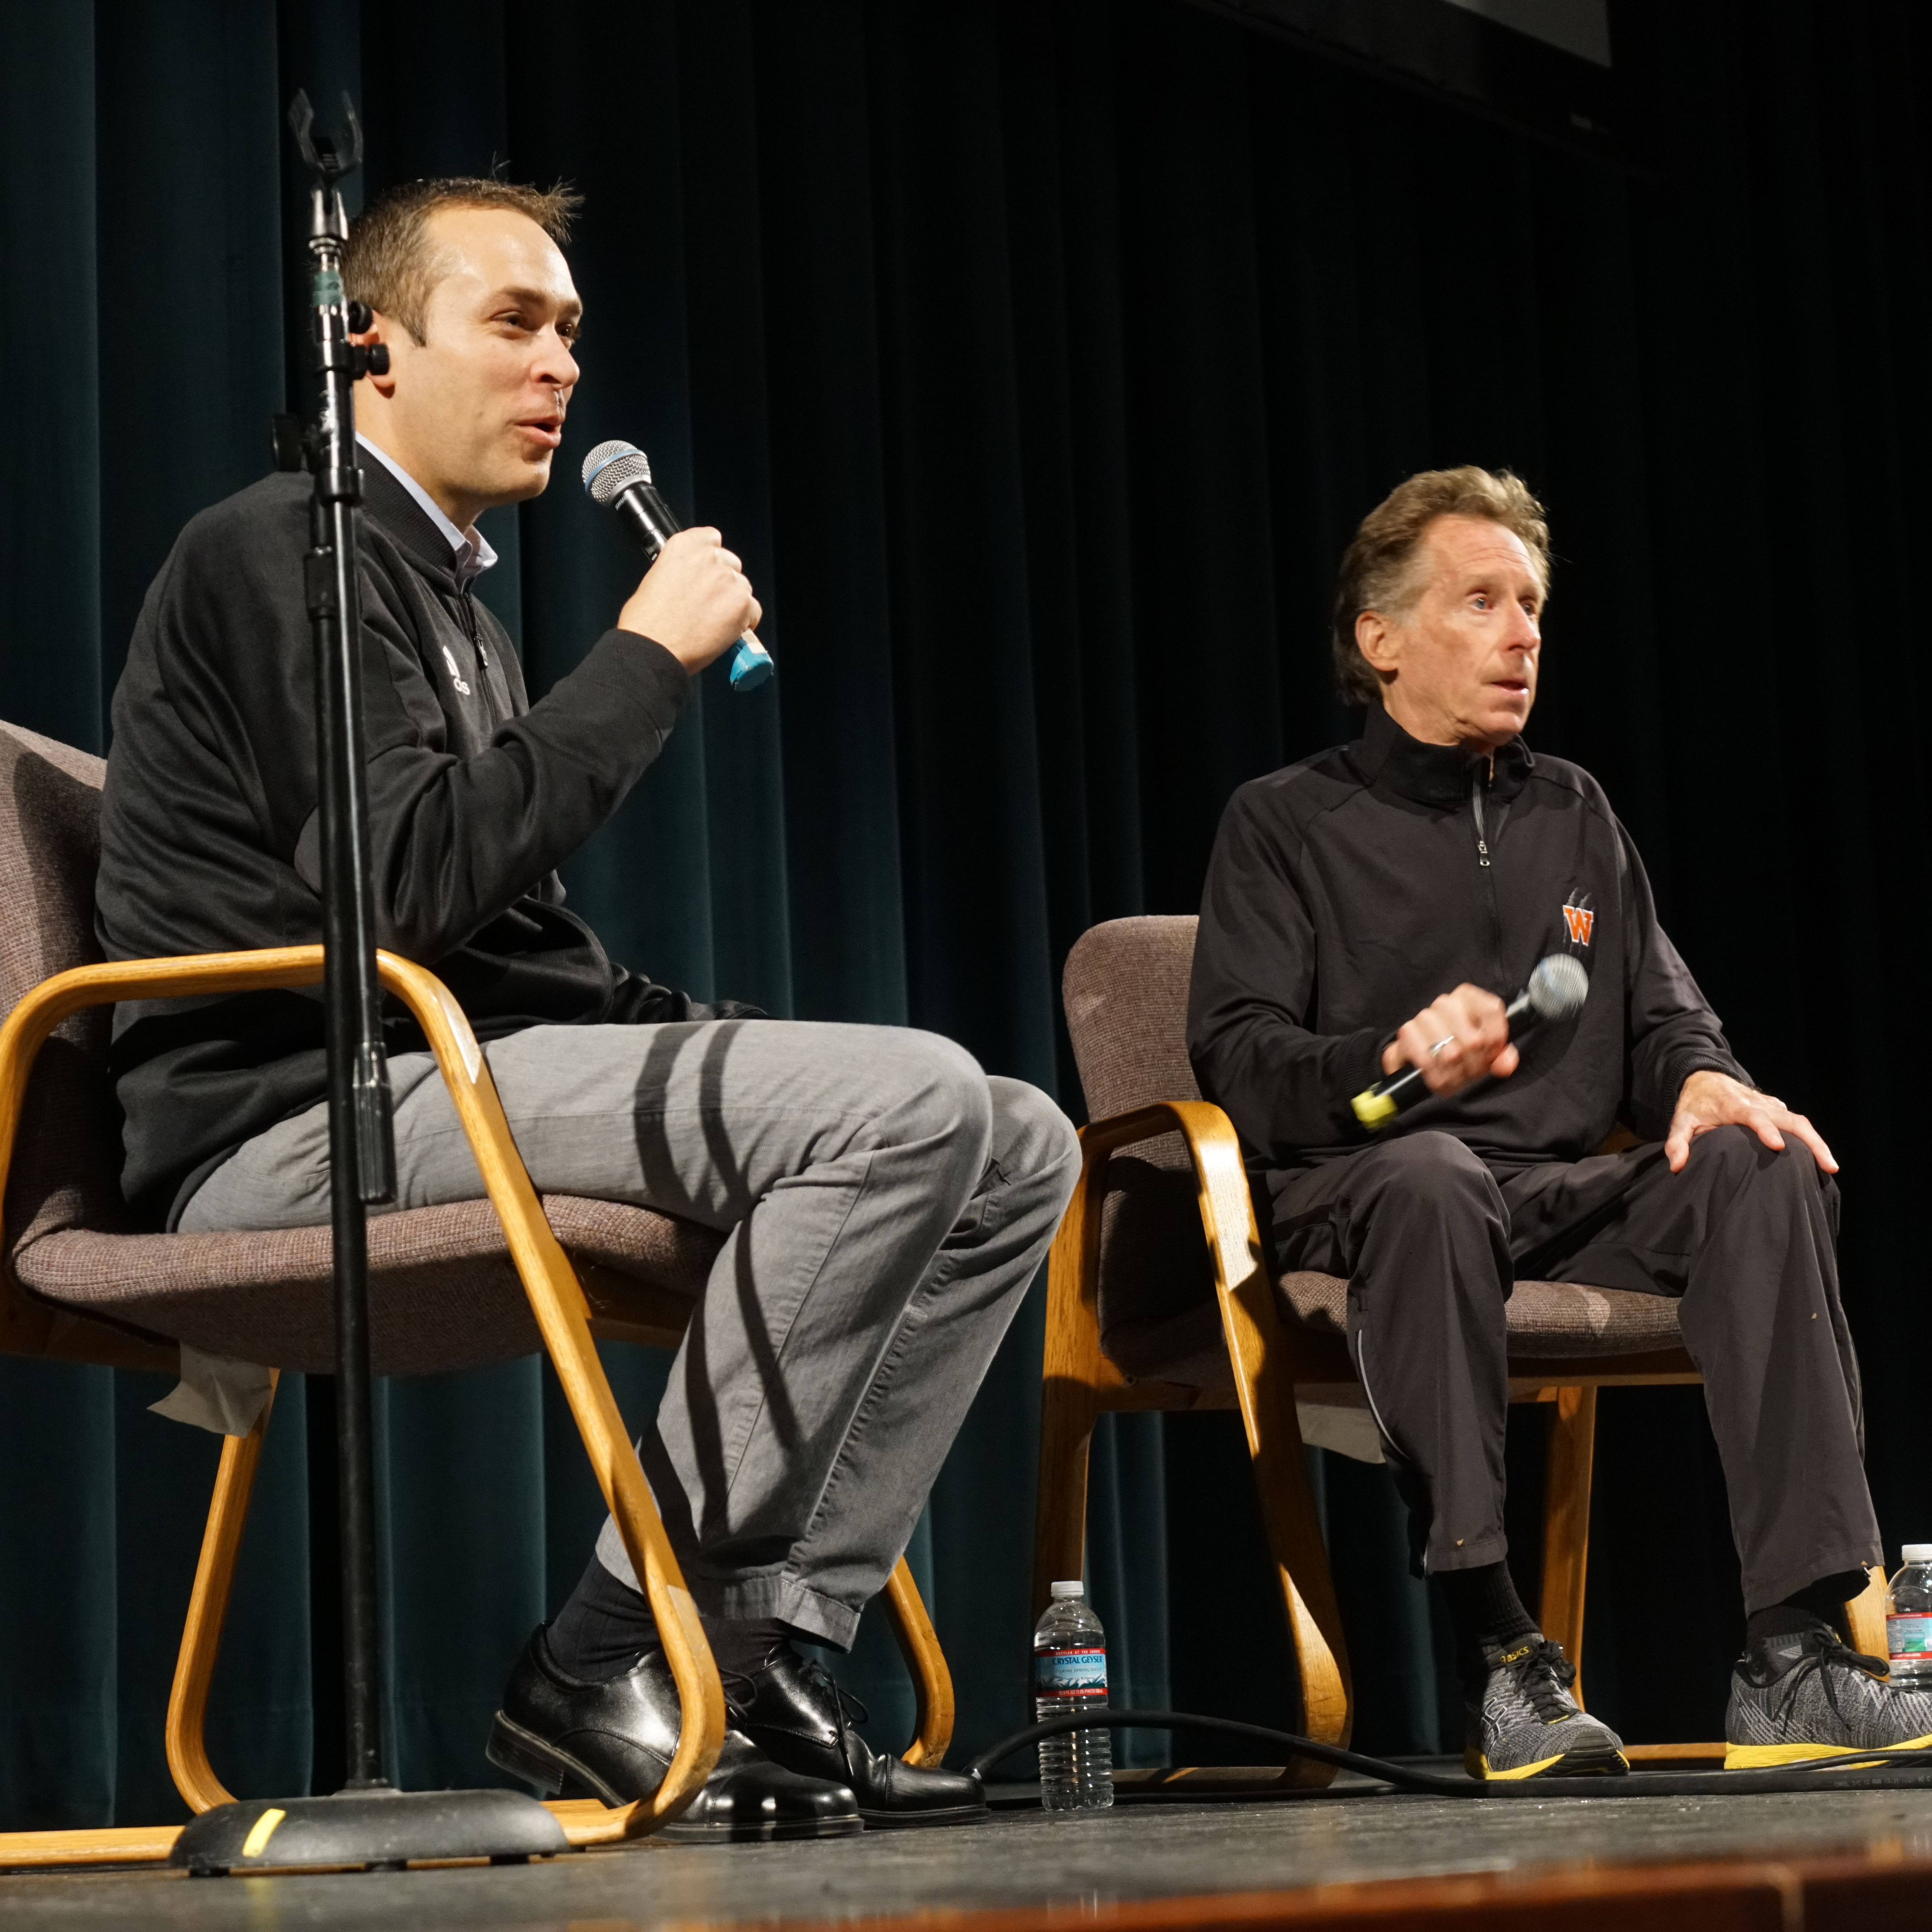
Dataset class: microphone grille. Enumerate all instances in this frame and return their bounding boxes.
[1527,953,1590,1023]
[582,439,653,505]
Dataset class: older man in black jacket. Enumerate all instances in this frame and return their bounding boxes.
[1187,467,1924,1780]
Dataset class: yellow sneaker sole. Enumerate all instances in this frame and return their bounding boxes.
[1465,1746,1631,1781]
[1724,1732,1932,1771]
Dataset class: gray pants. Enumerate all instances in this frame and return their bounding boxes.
[183,1020,1081,1648]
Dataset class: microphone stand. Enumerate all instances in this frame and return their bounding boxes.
[170,92,567,1875]
[292,85,396,1804]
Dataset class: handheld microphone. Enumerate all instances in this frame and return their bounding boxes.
[581,439,774,693]
[1350,953,1590,1131]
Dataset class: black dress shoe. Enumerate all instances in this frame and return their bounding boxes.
[486,1628,861,1842]
[732,1646,988,1828]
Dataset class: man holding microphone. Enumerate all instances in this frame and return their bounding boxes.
[97,177,1077,1837]
[1188,466,1927,1780]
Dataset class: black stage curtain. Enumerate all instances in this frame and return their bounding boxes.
[0,0,1925,1822]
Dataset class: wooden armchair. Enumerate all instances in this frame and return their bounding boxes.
[0,719,953,1867]
[1033,915,1885,1784]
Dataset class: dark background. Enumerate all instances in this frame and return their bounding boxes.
[0,0,1925,1823]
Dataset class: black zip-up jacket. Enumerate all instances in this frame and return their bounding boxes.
[98,460,719,1228]
[1186,703,1746,1174]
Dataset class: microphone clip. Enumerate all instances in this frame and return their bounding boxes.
[288,90,362,188]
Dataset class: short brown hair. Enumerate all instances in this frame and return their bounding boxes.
[343,177,582,344]
[1330,467,1551,706]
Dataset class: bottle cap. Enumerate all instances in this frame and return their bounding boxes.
[1050,1580,1085,1598]
[1903,1544,1932,1563]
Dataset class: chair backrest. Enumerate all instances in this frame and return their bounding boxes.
[1061,915,1202,1124]
[1060,916,1218,1368]
[0,722,126,1256]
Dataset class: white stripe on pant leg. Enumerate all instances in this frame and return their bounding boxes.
[1353,1331,1399,1454]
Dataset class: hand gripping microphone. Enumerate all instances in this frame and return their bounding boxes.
[1350,953,1590,1131]
[581,439,775,692]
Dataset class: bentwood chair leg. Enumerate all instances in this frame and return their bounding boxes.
[377,953,727,1846]
[1212,1273,1352,1776]
[1845,1564,1890,1660]
[1228,1328,1351,1772]
[1538,1386,1596,1704]
[882,1556,955,1766]
[1168,1101,1351,1779]
[166,1371,281,1814]
[1031,1147,1106,1617]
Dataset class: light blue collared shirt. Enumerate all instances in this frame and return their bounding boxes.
[356,433,498,591]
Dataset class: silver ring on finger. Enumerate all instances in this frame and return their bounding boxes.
[1429,1035,1456,1057]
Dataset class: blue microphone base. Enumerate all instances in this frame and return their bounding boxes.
[729,640,774,692]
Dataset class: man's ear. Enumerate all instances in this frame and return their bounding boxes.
[1356,608,1400,677]
[350,309,402,401]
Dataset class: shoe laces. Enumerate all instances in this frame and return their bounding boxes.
[1499,1637,1579,1723]
[1768,1627,1887,1730]
[719,1649,870,1735]
[718,1664,761,1719]
[798,1655,870,1732]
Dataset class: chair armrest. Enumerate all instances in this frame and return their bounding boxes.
[1074,1099,1265,1305]
[0,945,330,1232]
[0,943,496,1233]
[0,948,331,1362]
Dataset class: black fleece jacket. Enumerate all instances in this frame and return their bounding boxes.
[1186,704,1747,1175]
[97,459,713,1228]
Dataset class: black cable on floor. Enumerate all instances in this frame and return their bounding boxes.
[965,1708,1932,1799]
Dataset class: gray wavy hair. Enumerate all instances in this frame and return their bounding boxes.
[1331,467,1551,706]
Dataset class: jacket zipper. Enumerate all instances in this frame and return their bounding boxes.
[455,589,489,665]
[452,590,505,728]
[1474,758,1505,984]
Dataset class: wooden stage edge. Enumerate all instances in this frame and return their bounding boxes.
[774,1849,1932,1932]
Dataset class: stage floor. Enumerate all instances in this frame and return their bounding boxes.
[4,1779,1932,1930]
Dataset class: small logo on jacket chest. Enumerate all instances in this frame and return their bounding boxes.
[1560,895,1595,946]
[441,643,473,698]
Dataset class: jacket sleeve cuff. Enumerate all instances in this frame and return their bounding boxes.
[589,628,691,722]
[1250,1027,1389,1158]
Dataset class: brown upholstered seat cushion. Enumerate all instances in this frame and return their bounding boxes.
[0,718,721,1379]
[1060,917,1687,1395]
[1272,1269,1684,1358]
[13,1196,720,1379]
[1104,1258,1685,1397]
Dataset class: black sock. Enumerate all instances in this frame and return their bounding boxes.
[700,1614,795,1681]
[1437,1562,1539,1680]
[545,1554,660,1683]
[1745,1570,1870,1652]
[545,1555,803,1688]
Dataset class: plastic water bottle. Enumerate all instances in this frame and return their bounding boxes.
[1887,1546,1932,1686]
[1032,1580,1113,1812]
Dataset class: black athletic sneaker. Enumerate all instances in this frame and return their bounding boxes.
[1725,1615,1932,1769]
[1464,1635,1628,1780]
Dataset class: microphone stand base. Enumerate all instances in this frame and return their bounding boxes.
[168,1786,571,1875]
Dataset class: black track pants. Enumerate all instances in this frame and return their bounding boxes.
[1268,1127,1879,1612]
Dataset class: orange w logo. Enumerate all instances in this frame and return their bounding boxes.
[1562,905,1595,946]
